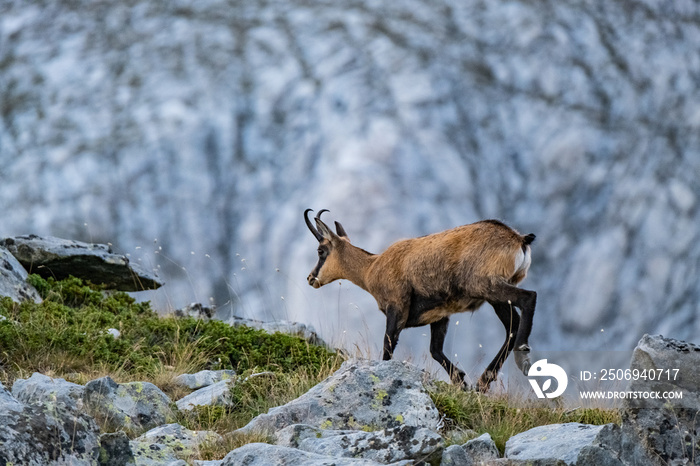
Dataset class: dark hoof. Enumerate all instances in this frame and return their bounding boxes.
[450,371,467,387]
[460,381,477,392]
[477,370,497,393]
[514,346,532,375]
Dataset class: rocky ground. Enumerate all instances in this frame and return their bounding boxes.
[2,337,698,465]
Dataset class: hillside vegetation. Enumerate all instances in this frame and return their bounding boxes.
[0,276,618,458]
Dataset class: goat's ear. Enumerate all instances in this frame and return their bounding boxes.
[315,218,336,241]
[334,221,349,239]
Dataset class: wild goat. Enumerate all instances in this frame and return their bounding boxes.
[304,209,536,392]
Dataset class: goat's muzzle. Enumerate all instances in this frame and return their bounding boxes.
[307,274,321,288]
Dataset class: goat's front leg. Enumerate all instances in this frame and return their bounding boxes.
[382,306,406,360]
[430,317,466,387]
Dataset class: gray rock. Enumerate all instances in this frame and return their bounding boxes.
[442,432,500,465]
[486,459,566,466]
[444,427,478,446]
[12,372,85,411]
[0,380,100,465]
[441,445,472,465]
[505,423,623,466]
[83,376,177,436]
[463,432,500,461]
[220,442,413,466]
[236,359,440,436]
[174,369,236,390]
[174,302,216,320]
[225,315,326,346]
[626,334,700,408]
[175,371,275,412]
[0,235,163,291]
[175,378,233,412]
[0,380,24,411]
[0,246,42,302]
[621,334,700,465]
[133,423,223,460]
[99,431,136,466]
[128,440,187,466]
[276,423,443,463]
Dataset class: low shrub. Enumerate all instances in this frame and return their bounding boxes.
[0,275,341,384]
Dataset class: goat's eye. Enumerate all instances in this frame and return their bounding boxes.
[318,248,326,257]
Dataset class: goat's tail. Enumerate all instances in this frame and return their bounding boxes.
[522,233,536,246]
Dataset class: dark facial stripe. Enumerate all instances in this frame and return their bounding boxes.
[311,254,327,278]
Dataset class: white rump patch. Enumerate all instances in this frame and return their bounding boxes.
[513,247,531,276]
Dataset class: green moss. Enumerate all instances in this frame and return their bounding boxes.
[371,388,389,410]
[0,275,341,382]
[98,447,109,464]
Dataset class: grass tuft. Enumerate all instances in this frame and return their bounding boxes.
[429,381,621,453]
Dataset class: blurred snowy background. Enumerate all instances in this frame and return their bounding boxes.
[1,0,698,381]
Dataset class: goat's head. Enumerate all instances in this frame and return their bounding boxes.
[304,208,350,288]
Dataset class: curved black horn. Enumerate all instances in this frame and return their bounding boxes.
[304,209,323,241]
[315,209,329,221]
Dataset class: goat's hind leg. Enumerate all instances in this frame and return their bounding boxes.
[477,302,520,392]
[485,281,537,376]
[430,317,467,387]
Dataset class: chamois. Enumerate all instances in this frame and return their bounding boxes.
[304,209,536,392]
